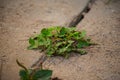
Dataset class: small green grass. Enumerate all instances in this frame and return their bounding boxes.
[28,26,93,58]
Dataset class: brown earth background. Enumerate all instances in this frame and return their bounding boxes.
[0,0,120,80]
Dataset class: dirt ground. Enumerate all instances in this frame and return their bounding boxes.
[0,0,120,80]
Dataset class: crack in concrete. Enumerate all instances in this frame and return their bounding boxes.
[31,54,47,68]
[66,0,95,27]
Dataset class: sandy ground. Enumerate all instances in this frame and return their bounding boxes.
[0,0,120,80]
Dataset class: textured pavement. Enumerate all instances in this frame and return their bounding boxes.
[0,0,120,80]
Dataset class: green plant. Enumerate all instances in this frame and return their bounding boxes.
[16,60,52,80]
[28,26,93,57]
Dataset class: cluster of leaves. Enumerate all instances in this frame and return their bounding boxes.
[16,60,52,80]
[28,26,92,57]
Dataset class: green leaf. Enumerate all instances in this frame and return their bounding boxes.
[19,70,29,80]
[58,43,71,54]
[69,27,76,31]
[28,38,39,49]
[28,40,39,49]
[80,30,86,38]
[38,35,46,46]
[46,38,52,47]
[33,70,52,80]
[77,40,90,48]
[46,45,55,56]
[68,40,74,44]
[59,27,68,37]
[72,32,80,39]
[29,38,35,45]
[55,42,64,47]
[41,28,52,37]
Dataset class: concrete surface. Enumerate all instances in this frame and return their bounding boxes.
[43,0,120,80]
[0,0,90,26]
[0,0,120,80]
[0,0,91,80]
